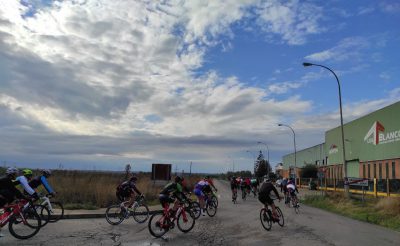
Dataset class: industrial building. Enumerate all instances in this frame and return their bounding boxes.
[281,101,400,180]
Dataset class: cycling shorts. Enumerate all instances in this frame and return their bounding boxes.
[258,193,274,206]
[230,184,237,190]
[159,194,175,207]
[290,190,297,197]
[194,189,205,198]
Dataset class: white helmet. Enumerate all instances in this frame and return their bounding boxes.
[42,169,52,176]
[6,167,19,175]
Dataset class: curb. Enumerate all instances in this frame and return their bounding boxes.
[62,210,163,220]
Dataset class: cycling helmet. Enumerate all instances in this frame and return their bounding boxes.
[6,167,19,175]
[130,176,138,182]
[23,169,33,176]
[175,176,183,183]
[42,169,52,176]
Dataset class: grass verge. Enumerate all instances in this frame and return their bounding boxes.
[302,193,400,231]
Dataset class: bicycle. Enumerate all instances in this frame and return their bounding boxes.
[232,188,237,204]
[210,189,219,208]
[241,186,247,201]
[203,193,217,217]
[259,198,284,231]
[183,194,201,220]
[105,194,149,225]
[0,199,42,239]
[38,194,64,223]
[148,201,195,238]
[289,193,300,214]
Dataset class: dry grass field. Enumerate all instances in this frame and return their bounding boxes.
[0,168,204,209]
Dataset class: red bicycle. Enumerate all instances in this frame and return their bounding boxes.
[148,201,195,238]
[0,199,42,239]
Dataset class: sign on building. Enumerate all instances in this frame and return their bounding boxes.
[347,177,369,187]
[151,164,172,181]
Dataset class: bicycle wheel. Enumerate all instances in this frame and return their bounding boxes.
[148,212,169,238]
[177,210,195,233]
[294,203,300,214]
[105,204,126,225]
[259,208,272,231]
[48,201,64,222]
[133,203,149,223]
[189,201,201,219]
[276,207,284,227]
[206,200,217,217]
[8,208,42,239]
[211,195,218,208]
[36,205,50,227]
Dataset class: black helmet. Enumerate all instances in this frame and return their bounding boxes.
[130,176,138,182]
[175,176,183,183]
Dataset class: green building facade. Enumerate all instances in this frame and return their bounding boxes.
[281,101,400,179]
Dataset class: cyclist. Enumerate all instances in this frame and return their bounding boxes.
[116,176,143,211]
[240,177,247,198]
[15,169,40,200]
[230,176,239,202]
[159,176,187,217]
[281,178,289,204]
[258,177,281,222]
[245,177,251,194]
[29,169,56,196]
[194,179,210,216]
[205,176,217,191]
[0,167,28,237]
[286,179,299,206]
[250,177,259,197]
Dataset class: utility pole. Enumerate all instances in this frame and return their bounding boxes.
[189,161,192,176]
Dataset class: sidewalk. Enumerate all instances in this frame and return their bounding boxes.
[63,204,163,219]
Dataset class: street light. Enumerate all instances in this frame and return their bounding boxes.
[303,62,348,194]
[257,141,270,164]
[278,123,297,183]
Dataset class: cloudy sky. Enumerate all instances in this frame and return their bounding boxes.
[0,0,399,173]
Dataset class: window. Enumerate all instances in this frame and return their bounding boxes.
[393,162,396,179]
[368,163,370,178]
[379,163,382,180]
[386,162,389,179]
[373,163,376,178]
[363,164,366,178]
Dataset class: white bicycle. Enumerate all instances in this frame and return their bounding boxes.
[38,194,64,222]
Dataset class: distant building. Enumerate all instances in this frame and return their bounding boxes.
[275,163,283,177]
[281,101,400,179]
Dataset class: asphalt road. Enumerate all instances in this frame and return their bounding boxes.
[2,180,400,246]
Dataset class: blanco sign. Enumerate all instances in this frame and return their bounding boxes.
[364,121,400,145]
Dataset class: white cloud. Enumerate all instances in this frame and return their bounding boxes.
[255,0,324,45]
[267,82,303,94]
[305,37,369,62]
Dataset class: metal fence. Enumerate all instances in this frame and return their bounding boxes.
[297,177,400,197]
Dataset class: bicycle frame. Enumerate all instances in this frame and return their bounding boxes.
[0,200,29,227]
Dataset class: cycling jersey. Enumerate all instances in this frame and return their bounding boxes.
[250,178,258,187]
[159,182,186,206]
[287,183,298,195]
[29,175,55,194]
[194,180,210,197]
[15,176,36,196]
[0,175,25,207]
[258,182,280,205]
[116,180,141,201]
[230,179,239,190]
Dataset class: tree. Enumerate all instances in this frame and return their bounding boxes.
[124,164,131,179]
[300,164,318,178]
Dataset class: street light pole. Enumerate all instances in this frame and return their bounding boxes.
[257,141,270,164]
[246,150,257,174]
[303,62,348,195]
[278,124,297,183]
